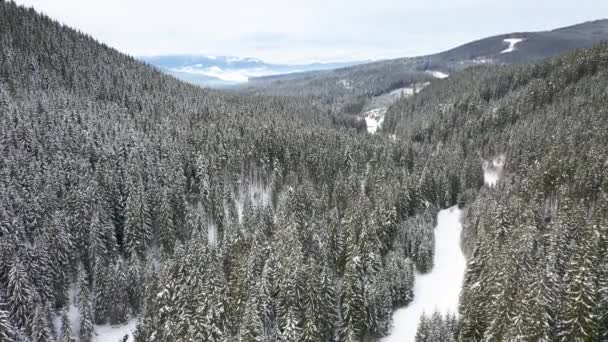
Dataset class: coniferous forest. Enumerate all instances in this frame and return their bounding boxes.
[0,1,607,341]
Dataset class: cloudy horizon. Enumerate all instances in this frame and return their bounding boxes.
[13,0,608,64]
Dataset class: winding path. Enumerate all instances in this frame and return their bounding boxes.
[382,206,466,342]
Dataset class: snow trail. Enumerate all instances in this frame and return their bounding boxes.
[382,206,466,342]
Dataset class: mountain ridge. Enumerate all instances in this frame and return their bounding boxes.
[141,54,366,87]
[242,18,608,98]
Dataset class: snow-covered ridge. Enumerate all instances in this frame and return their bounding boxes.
[501,38,525,54]
[382,206,466,342]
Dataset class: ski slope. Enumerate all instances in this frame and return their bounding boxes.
[382,206,466,342]
[501,38,525,53]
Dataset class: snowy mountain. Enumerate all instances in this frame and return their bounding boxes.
[141,55,365,87]
[243,19,608,97]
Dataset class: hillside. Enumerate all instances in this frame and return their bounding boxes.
[0,2,460,341]
[242,19,608,99]
[383,43,608,341]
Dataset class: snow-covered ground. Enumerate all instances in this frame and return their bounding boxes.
[389,87,414,97]
[426,70,449,79]
[364,107,387,134]
[361,83,428,134]
[501,38,525,54]
[382,206,466,342]
[483,155,505,187]
[338,79,354,90]
[53,289,138,342]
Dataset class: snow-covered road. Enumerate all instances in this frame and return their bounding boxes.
[382,206,466,342]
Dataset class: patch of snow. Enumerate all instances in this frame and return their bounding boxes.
[363,107,387,134]
[426,70,449,79]
[501,38,525,54]
[208,222,218,246]
[382,206,466,342]
[472,57,495,64]
[171,64,303,83]
[389,87,414,97]
[53,288,139,342]
[338,79,353,90]
[95,320,138,342]
[415,82,430,93]
[483,154,505,187]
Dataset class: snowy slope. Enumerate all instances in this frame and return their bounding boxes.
[501,38,525,54]
[382,206,466,342]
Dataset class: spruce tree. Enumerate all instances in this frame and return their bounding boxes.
[60,311,76,342]
[78,265,94,342]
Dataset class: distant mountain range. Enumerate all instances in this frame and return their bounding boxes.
[140,55,365,87]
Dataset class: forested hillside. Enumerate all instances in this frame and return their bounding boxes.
[384,45,608,341]
[242,19,608,103]
[0,2,470,341]
[1,1,607,341]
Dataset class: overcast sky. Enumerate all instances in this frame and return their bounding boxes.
[13,0,608,64]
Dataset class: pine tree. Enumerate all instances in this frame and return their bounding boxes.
[125,177,152,259]
[0,305,16,342]
[279,307,300,342]
[415,313,430,342]
[78,265,94,342]
[557,223,600,342]
[93,261,111,324]
[239,293,264,342]
[340,255,365,341]
[109,260,129,324]
[30,305,52,342]
[60,311,76,342]
[7,257,33,331]
[156,187,176,255]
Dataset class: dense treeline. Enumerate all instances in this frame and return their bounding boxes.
[0,2,478,341]
[384,44,608,341]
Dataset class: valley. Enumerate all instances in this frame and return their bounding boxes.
[1,1,608,342]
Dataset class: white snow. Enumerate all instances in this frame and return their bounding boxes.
[94,320,138,342]
[501,38,525,54]
[338,79,354,90]
[208,222,218,246]
[363,107,387,134]
[389,87,414,97]
[382,206,466,342]
[53,288,139,342]
[172,65,300,83]
[483,155,505,187]
[426,70,449,79]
